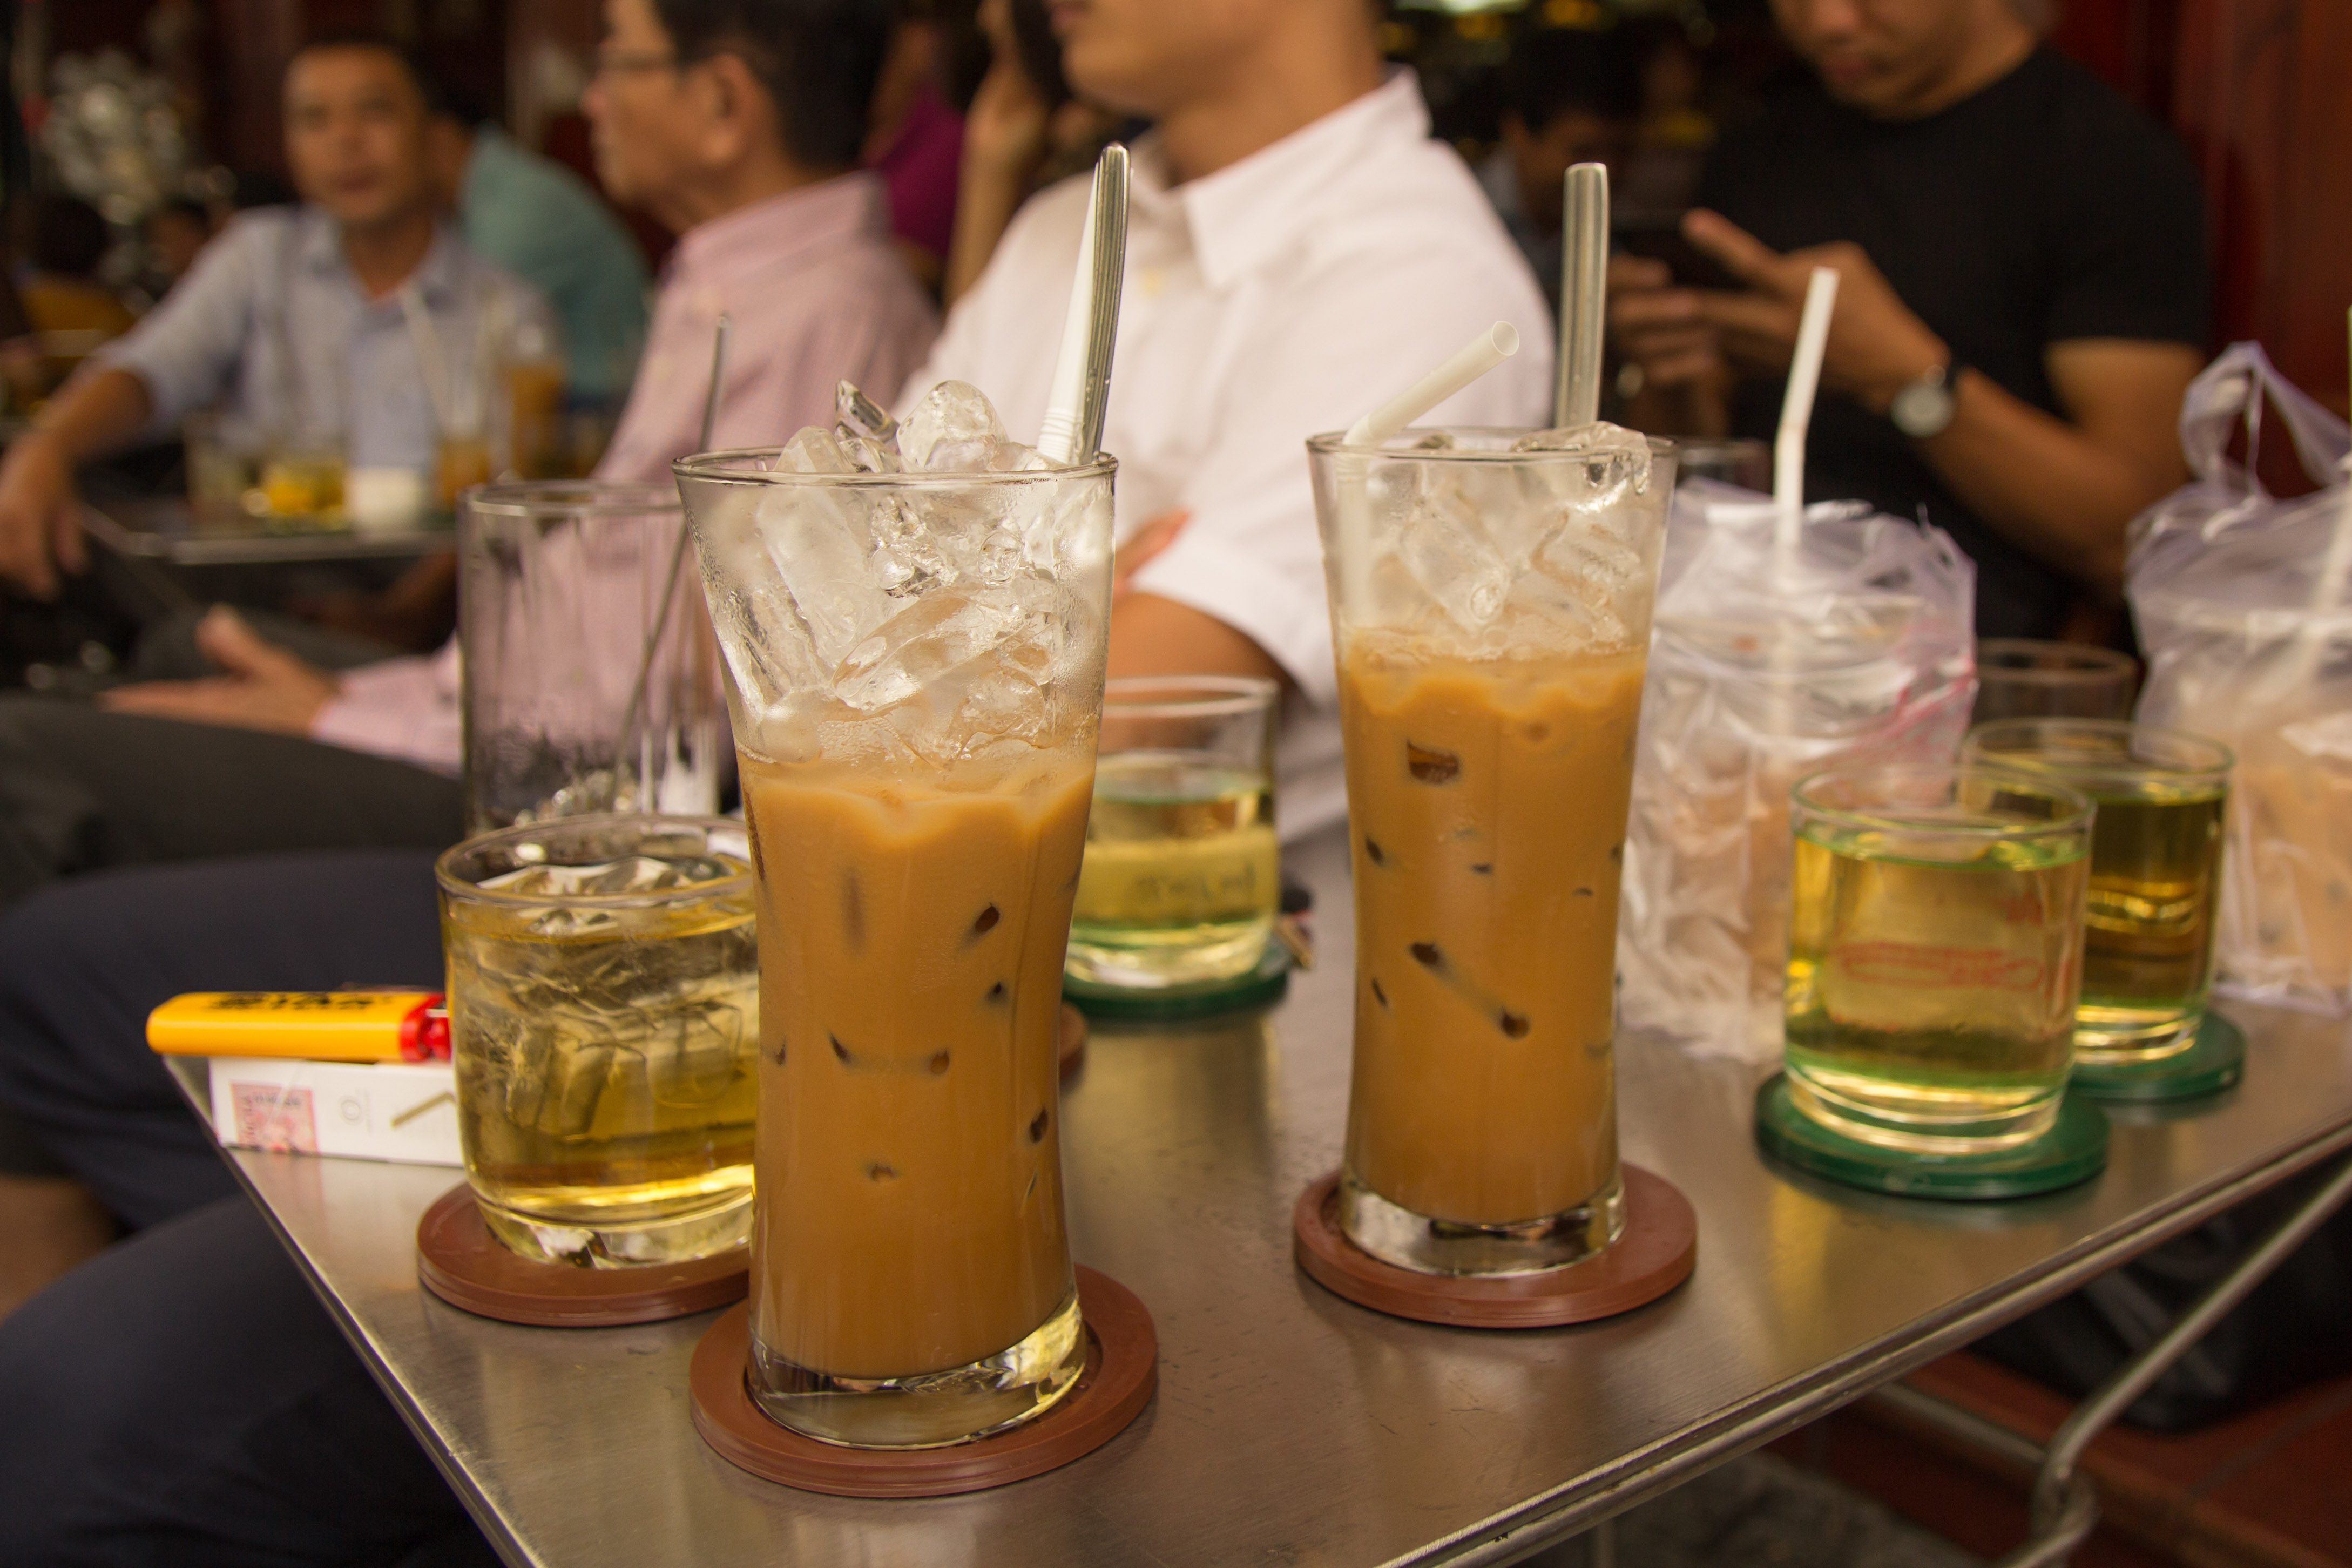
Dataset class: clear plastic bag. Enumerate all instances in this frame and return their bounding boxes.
[2127,342,2352,1013]
[1619,484,1979,1059]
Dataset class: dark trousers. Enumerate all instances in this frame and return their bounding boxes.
[0,853,493,1566]
[0,697,462,909]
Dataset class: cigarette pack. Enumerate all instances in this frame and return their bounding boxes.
[205,1055,463,1168]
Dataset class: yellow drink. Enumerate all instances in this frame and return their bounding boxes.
[1067,754,1279,986]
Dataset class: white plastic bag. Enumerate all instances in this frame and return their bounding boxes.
[1620,486,1978,1059]
[2128,342,2352,1013]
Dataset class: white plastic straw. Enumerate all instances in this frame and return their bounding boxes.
[1335,322,1522,612]
[1036,146,1131,466]
[1554,163,1609,428]
[1772,267,1840,555]
[1344,322,1520,446]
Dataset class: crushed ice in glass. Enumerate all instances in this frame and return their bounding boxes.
[699,379,1107,769]
[1375,423,1657,652]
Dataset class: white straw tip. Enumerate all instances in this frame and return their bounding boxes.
[1490,322,1520,357]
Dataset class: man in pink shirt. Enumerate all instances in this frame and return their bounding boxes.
[0,0,935,902]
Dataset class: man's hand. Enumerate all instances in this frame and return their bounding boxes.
[1678,210,1948,412]
[1112,509,1189,603]
[1608,253,1728,395]
[0,431,89,599]
[101,607,341,735]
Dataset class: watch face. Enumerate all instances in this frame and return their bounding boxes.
[1891,377,1956,438]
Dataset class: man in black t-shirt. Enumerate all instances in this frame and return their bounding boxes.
[1610,0,2209,638]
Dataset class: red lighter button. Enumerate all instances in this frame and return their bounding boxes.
[400,996,452,1061]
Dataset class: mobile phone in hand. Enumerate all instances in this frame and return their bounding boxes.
[1615,220,1742,293]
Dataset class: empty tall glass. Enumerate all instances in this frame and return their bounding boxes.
[458,481,729,833]
[675,447,1116,1449]
[1308,426,1672,1276]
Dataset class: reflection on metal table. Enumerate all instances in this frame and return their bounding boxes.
[80,494,455,566]
[187,826,2352,1568]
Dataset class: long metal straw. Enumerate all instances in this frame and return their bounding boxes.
[610,313,729,794]
[1553,162,1610,428]
[1036,144,1131,466]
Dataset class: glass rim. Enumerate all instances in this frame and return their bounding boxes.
[672,446,1118,489]
[459,479,684,519]
[435,812,750,907]
[1962,717,2235,786]
[1790,762,2096,838]
[1305,426,1680,461]
[1975,638,2138,684]
[1101,673,1280,719]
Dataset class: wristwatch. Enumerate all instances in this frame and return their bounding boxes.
[1889,359,1964,439]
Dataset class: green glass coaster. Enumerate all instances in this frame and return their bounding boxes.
[1062,942,1290,1022]
[2070,1011,2245,1104]
[1753,1073,2109,1200]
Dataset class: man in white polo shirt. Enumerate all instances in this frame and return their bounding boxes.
[916,0,1552,832]
[0,2,1550,1559]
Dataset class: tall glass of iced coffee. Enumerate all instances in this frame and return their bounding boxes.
[1308,427,1672,1275]
[674,388,1115,1449]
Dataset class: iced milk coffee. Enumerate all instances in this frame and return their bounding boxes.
[677,392,1116,1449]
[1309,427,1671,1276]
[739,751,1091,1391]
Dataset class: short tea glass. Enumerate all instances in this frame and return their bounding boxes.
[1962,720,2233,1063]
[1973,639,2138,725]
[438,814,758,1266]
[1785,765,2094,1153]
[1066,676,1280,988]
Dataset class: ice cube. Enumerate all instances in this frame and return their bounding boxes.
[1396,477,1513,632]
[776,425,853,474]
[833,589,1026,713]
[754,485,893,667]
[842,435,900,474]
[901,380,1010,472]
[835,379,898,444]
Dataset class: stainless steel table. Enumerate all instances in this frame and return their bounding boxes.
[81,495,454,566]
[190,827,2352,1568]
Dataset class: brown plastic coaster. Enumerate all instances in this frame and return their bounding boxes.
[415,1184,749,1328]
[690,1265,1157,1498]
[1058,1002,1086,1078]
[1293,1164,1697,1329]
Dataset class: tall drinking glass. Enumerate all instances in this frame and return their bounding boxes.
[1785,765,2094,1152]
[1961,720,2233,1063]
[674,449,1116,1449]
[1308,427,1673,1276]
[459,481,729,833]
[438,814,758,1265]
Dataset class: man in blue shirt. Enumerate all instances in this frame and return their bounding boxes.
[427,98,650,403]
[0,34,552,598]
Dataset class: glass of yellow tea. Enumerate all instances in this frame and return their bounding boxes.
[1067,676,1280,988]
[1785,765,2094,1153]
[437,813,758,1267]
[1961,720,2233,1064]
[1308,425,1673,1276]
[675,434,1115,1450]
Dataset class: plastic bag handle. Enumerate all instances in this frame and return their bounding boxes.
[2179,341,2351,497]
